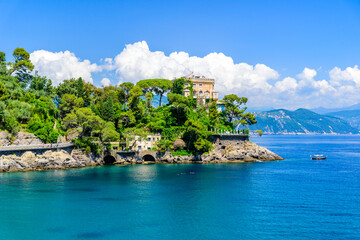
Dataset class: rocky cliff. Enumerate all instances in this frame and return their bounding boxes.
[0,140,282,172]
[114,140,283,164]
[0,131,43,146]
[202,141,283,162]
[0,149,102,172]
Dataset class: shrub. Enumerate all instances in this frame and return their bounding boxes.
[172,149,194,156]
[173,139,186,150]
[74,137,103,156]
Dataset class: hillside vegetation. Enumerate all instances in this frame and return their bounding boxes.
[326,110,360,129]
[0,48,257,154]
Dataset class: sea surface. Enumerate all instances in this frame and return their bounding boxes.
[1,135,360,239]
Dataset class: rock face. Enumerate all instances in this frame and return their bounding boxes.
[0,140,283,173]
[0,131,43,146]
[0,131,11,146]
[113,140,283,165]
[0,149,102,172]
[13,132,43,145]
[202,141,283,163]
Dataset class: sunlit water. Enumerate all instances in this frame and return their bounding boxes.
[1,135,360,239]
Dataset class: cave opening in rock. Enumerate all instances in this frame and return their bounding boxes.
[104,155,116,165]
[143,154,156,162]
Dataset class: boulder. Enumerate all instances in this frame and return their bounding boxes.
[0,131,11,146]
[12,132,43,146]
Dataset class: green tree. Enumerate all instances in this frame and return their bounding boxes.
[29,74,54,98]
[172,78,185,94]
[4,114,20,135]
[55,79,79,103]
[0,81,7,96]
[222,94,257,127]
[10,48,34,85]
[0,52,6,75]
[101,122,119,142]
[127,85,143,110]
[182,119,212,152]
[60,94,84,117]
[6,100,33,123]
[145,92,153,108]
[77,78,84,98]
[28,115,59,143]
[208,100,219,127]
[152,79,172,107]
[167,93,189,126]
[137,79,172,107]
[101,96,115,122]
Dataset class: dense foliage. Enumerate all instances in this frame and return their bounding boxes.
[0,48,257,155]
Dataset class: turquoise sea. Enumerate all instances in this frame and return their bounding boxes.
[1,135,360,239]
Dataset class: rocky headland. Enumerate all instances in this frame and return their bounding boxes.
[0,131,283,172]
[114,140,283,164]
[0,150,102,172]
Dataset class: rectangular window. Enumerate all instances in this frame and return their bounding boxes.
[193,84,196,87]
[153,138,155,141]
[199,84,202,88]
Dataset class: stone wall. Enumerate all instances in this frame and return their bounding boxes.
[211,134,249,151]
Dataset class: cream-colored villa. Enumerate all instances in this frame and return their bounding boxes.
[128,134,161,151]
[182,73,219,104]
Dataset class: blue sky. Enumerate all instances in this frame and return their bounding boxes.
[1,0,360,109]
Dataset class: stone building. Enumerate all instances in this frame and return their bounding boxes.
[182,73,219,104]
[128,134,161,151]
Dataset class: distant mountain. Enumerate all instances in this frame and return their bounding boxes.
[326,110,360,129]
[249,108,359,134]
[310,103,360,114]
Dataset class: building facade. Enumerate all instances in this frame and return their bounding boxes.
[128,134,161,151]
[182,73,219,104]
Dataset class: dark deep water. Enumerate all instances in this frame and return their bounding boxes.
[1,135,360,239]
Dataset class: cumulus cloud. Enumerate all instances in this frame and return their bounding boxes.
[30,50,101,85]
[329,65,360,87]
[113,41,279,96]
[275,77,297,92]
[29,41,360,109]
[101,77,111,87]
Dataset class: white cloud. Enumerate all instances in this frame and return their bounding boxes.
[297,67,317,81]
[275,77,297,92]
[30,50,101,85]
[329,65,360,87]
[113,41,279,96]
[101,77,111,87]
[29,41,360,109]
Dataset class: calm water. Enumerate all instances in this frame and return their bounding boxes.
[1,135,360,240]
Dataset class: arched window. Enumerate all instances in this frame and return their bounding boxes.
[205,91,209,98]
[199,91,203,97]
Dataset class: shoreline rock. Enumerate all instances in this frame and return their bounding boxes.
[0,141,283,173]
[114,141,283,165]
[0,149,102,173]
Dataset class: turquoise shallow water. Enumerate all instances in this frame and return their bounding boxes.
[1,135,360,239]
